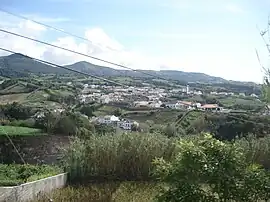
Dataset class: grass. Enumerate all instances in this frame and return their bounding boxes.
[94,105,126,116]
[0,126,43,136]
[0,93,30,104]
[65,133,176,182]
[123,109,184,124]
[0,83,28,94]
[33,182,159,202]
[25,90,49,102]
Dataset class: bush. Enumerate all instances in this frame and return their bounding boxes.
[113,108,122,117]
[64,133,176,182]
[0,164,62,186]
[9,118,36,128]
[163,124,177,137]
[0,102,34,120]
[80,105,94,117]
[153,134,270,202]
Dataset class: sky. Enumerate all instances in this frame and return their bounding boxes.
[0,0,270,83]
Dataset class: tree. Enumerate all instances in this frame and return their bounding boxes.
[163,124,177,137]
[131,123,139,131]
[80,105,94,117]
[153,134,270,202]
[113,108,122,117]
[1,102,33,120]
[55,115,78,135]
[35,111,60,134]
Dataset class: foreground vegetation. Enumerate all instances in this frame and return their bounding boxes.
[0,164,62,186]
[34,182,159,202]
[0,71,268,201]
[30,133,270,201]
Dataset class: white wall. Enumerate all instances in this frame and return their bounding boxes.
[0,173,67,202]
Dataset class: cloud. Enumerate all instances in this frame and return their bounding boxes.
[0,12,264,83]
[225,4,244,13]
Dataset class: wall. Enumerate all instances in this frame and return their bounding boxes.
[0,173,67,202]
[0,135,70,164]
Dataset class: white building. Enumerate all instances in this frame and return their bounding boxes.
[96,115,138,130]
[97,115,120,124]
[99,95,111,104]
[186,85,190,94]
[117,120,138,130]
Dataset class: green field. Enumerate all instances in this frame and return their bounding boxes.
[94,105,126,116]
[0,126,44,136]
[123,109,184,124]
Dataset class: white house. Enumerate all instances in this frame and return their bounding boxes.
[133,101,149,107]
[250,93,258,98]
[165,101,178,109]
[97,115,120,124]
[239,93,246,97]
[149,100,162,108]
[117,119,136,130]
[99,95,111,104]
[199,104,222,111]
[95,115,138,130]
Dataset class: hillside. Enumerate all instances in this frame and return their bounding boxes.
[0,53,253,85]
[0,53,69,76]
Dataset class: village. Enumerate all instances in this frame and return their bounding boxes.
[77,83,258,130]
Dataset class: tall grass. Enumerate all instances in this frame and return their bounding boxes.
[235,134,270,169]
[64,132,176,182]
[32,182,159,202]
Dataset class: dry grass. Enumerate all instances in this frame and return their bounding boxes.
[33,182,159,202]
[0,93,29,104]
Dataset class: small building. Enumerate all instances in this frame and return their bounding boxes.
[178,101,193,109]
[95,115,138,130]
[165,101,178,109]
[200,104,222,111]
[97,115,120,124]
[117,119,138,130]
[133,101,149,107]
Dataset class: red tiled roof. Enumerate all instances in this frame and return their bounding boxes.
[178,101,192,106]
[201,104,219,109]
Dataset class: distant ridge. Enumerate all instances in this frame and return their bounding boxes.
[0,53,257,85]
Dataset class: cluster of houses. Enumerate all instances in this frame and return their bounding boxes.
[77,83,259,112]
[91,115,139,130]
[164,101,223,112]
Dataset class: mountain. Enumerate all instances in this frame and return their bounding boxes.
[0,53,69,77]
[66,61,227,83]
[0,53,250,84]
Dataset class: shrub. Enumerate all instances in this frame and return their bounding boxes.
[64,133,176,182]
[153,134,270,202]
[0,102,34,120]
[9,118,36,128]
[0,164,62,186]
[163,124,177,137]
[80,105,94,117]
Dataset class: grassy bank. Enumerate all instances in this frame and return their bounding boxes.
[33,182,159,202]
[0,126,43,136]
[0,164,62,186]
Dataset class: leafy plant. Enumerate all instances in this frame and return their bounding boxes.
[0,164,62,186]
[153,134,270,202]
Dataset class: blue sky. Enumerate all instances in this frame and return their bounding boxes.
[0,0,270,83]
